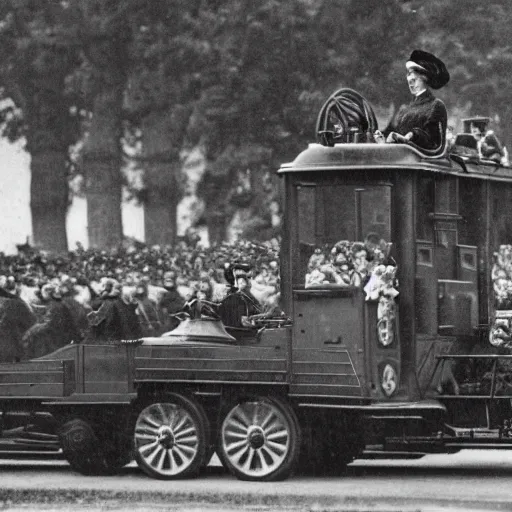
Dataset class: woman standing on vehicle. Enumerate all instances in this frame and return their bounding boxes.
[375,50,450,151]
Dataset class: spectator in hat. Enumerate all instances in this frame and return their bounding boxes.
[134,280,163,336]
[59,275,91,340]
[0,276,36,363]
[159,271,185,332]
[22,283,81,359]
[86,278,142,343]
[375,49,450,151]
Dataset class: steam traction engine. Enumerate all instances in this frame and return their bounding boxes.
[0,91,511,480]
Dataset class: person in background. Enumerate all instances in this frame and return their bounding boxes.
[470,120,506,164]
[86,278,142,343]
[159,271,185,332]
[59,275,90,341]
[375,49,450,151]
[0,276,36,362]
[134,280,162,336]
[23,282,80,359]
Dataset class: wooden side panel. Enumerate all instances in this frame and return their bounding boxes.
[82,345,132,394]
[135,329,289,385]
[289,289,364,398]
[0,359,70,398]
[0,383,64,397]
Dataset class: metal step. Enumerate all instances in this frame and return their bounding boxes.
[360,448,426,460]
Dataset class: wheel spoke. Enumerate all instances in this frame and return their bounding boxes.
[226,417,249,434]
[147,444,165,466]
[173,412,189,433]
[167,408,178,429]
[173,444,194,464]
[242,447,255,472]
[234,405,252,428]
[258,448,272,472]
[230,444,250,464]
[155,445,167,471]
[135,425,159,436]
[266,439,288,455]
[266,428,288,441]
[167,449,177,473]
[224,430,247,440]
[142,415,161,429]
[259,409,275,430]
[135,432,157,442]
[174,426,196,440]
[139,440,159,454]
[225,438,248,453]
[175,434,198,446]
[156,403,168,424]
[261,445,281,465]
[176,443,196,457]
[252,403,261,425]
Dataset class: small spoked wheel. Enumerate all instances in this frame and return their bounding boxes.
[134,393,209,479]
[219,396,300,481]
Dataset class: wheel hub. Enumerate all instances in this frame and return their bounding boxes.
[247,426,265,449]
[157,426,175,449]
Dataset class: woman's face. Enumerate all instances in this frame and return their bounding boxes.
[407,69,427,95]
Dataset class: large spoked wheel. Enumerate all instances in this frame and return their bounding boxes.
[58,418,130,476]
[134,393,209,479]
[219,396,301,481]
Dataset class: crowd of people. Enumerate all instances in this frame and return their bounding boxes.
[0,236,282,363]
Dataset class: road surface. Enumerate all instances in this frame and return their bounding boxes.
[0,451,511,511]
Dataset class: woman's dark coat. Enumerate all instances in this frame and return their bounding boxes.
[383,89,447,150]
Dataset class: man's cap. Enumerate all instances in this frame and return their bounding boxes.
[406,50,450,89]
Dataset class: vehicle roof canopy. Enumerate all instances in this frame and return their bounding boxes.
[278,143,512,182]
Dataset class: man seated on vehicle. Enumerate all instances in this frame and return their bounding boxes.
[218,263,262,328]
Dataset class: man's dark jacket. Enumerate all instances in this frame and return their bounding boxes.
[88,297,142,343]
[0,296,36,362]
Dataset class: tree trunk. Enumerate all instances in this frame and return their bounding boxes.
[83,86,124,249]
[143,161,178,246]
[205,202,228,246]
[141,107,190,246]
[21,47,77,254]
[30,150,69,253]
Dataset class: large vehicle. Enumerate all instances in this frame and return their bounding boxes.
[1,90,512,481]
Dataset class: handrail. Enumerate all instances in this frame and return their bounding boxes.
[404,122,447,159]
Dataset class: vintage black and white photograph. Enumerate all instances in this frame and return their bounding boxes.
[0,1,510,511]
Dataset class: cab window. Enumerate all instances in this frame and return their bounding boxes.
[295,183,392,288]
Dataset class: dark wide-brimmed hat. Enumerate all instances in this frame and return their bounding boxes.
[223,262,252,286]
[406,50,450,89]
